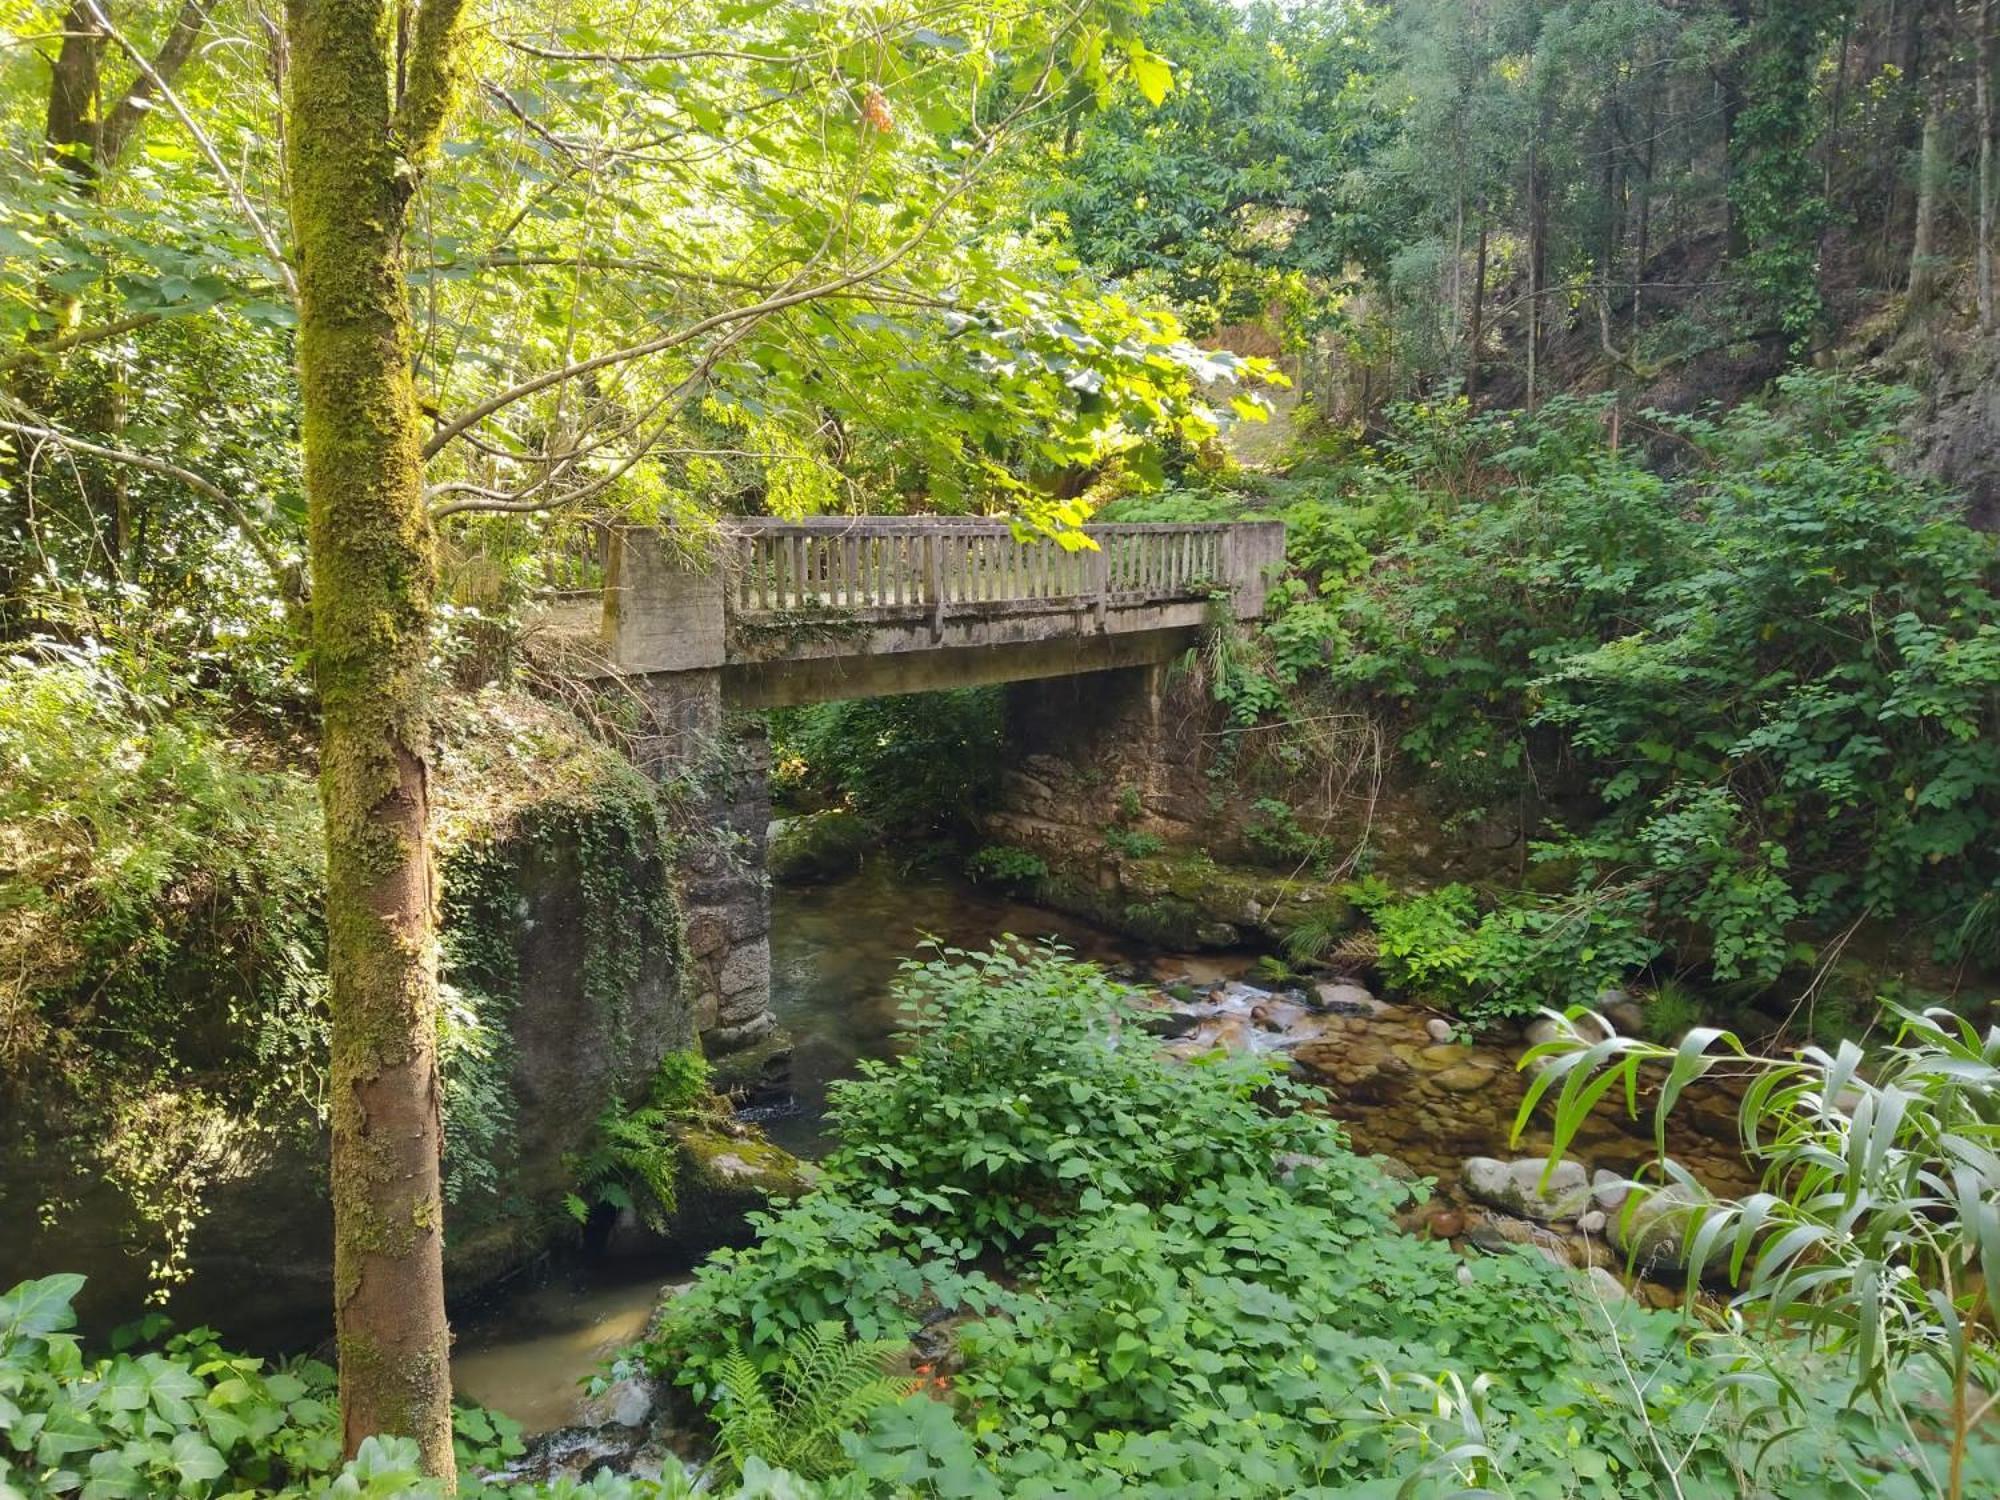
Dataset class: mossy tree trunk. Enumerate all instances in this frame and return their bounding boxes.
[282,0,466,1478]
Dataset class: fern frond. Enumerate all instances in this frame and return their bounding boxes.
[714,1345,780,1473]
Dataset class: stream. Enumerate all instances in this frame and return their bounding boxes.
[454,857,1753,1432]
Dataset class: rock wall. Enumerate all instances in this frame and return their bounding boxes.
[987,664,1533,949]
[629,670,785,1094]
[0,796,693,1348]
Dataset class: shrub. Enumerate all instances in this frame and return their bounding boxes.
[962,844,1047,889]
[640,944,1902,1497]
[1219,375,2000,990]
[767,690,1003,836]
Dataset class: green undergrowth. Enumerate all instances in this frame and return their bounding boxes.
[0,1271,848,1498]
[769,689,1003,838]
[1119,373,2000,1025]
[632,942,1905,1498]
[1,649,682,1290]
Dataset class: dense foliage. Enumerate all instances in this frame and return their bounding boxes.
[769,689,1005,838]
[0,1271,871,1497]
[637,943,1913,1498]
[1121,375,1999,1022]
[1524,1001,2000,1500]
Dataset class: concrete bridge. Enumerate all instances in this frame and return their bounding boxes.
[585,516,1285,1081]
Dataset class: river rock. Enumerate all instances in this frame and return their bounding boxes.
[1607,1184,1709,1274]
[578,1375,655,1429]
[1468,1217,1573,1271]
[1434,1064,1493,1093]
[1577,1209,1608,1236]
[1461,1156,1592,1221]
[1584,1266,1629,1303]
[1426,1208,1466,1239]
[1217,980,1276,1006]
[1314,981,1382,1016]
[1425,1017,1456,1042]
[1598,990,1645,1035]
[766,809,875,884]
[1591,1170,1630,1211]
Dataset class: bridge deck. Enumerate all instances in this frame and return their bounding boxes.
[597,516,1284,707]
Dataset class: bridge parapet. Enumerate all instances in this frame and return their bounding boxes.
[603,517,1284,702]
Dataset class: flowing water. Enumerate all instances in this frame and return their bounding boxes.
[452,1262,688,1434]
[754,859,1144,1156]
[456,857,1750,1429]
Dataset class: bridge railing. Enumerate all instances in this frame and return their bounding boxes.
[725,518,1239,616]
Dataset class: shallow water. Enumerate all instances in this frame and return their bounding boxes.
[452,1263,686,1434]
[457,858,1750,1427]
[759,858,1142,1156]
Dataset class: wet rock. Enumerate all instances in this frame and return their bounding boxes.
[1217,980,1277,1006]
[1461,1157,1591,1221]
[1434,1065,1492,1093]
[578,1376,655,1429]
[1425,1017,1457,1043]
[1314,981,1383,1016]
[1250,1001,1309,1033]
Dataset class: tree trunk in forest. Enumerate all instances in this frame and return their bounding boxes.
[1632,86,1655,339]
[1978,0,1995,331]
[283,0,466,1478]
[1722,0,1750,260]
[1909,78,1946,313]
[1466,213,1488,399]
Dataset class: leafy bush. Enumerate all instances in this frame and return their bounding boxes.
[0,650,326,1286]
[641,943,1901,1497]
[1522,1003,2000,1500]
[1353,879,1659,1029]
[767,690,1003,836]
[1224,376,2000,991]
[961,844,1047,889]
[1101,825,1163,859]
[0,1274,533,1497]
[564,1051,714,1232]
[712,1323,908,1482]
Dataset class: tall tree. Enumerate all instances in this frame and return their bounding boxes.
[283,0,467,1475]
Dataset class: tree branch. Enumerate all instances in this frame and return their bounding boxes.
[79,0,296,300]
[393,0,472,165]
[422,146,995,460]
[98,0,223,165]
[0,311,163,374]
[0,413,302,617]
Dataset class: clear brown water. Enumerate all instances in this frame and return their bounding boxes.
[452,1263,687,1434]
[756,857,1143,1156]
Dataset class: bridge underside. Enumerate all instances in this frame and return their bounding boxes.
[722,621,1201,708]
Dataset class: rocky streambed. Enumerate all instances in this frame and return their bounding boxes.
[1135,955,1760,1306]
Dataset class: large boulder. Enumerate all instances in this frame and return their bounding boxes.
[1461,1156,1592,1222]
[767,809,876,884]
